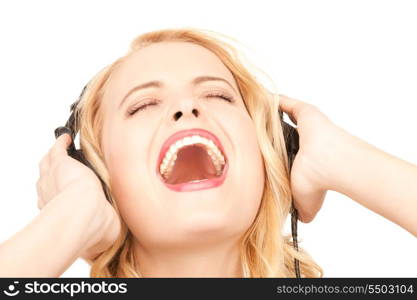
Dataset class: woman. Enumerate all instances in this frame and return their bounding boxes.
[0,28,415,277]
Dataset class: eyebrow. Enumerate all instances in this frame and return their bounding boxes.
[118,75,238,109]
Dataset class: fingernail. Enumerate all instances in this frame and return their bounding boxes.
[54,126,72,140]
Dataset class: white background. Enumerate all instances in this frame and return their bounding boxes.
[0,0,415,277]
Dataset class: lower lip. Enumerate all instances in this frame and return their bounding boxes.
[157,162,229,192]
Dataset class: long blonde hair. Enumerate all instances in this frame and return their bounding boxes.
[73,27,323,277]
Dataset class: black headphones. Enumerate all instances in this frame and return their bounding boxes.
[54,85,301,278]
[54,84,112,204]
[279,109,301,278]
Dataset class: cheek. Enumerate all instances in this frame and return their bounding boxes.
[105,127,154,221]
[231,110,264,183]
[226,112,265,229]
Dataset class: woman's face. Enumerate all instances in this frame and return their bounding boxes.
[100,42,264,249]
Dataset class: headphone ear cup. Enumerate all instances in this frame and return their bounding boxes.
[279,110,301,278]
[283,123,299,166]
[54,126,73,140]
[280,114,300,168]
[69,148,90,167]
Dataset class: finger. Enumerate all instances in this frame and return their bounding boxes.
[38,154,49,177]
[278,94,303,125]
[36,178,41,197]
[36,179,44,209]
[49,132,72,160]
[37,197,44,210]
[36,178,48,201]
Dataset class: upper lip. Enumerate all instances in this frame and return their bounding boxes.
[156,128,228,174]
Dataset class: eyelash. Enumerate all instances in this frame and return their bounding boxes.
[127,92,234,116]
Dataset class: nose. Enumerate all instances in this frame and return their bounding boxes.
[172,107,200,121]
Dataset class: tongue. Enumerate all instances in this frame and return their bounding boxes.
[165,145,218,185]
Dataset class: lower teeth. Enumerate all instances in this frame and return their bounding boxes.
[188,179,208,183]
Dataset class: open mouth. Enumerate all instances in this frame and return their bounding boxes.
[163,143,225,185]
[156,129,229,191]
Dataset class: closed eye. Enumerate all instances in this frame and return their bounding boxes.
[127,99,160,116]
[205,92,234,102]
[127,92,234,117]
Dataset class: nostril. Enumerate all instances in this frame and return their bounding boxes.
[173,109,199,121]
[174,111,182,121]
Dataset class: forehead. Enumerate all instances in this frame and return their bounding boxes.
[115,41,232,80]
[102,42,237,108]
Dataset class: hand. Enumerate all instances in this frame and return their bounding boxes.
[279,95,345,223]
[36,133,120,259]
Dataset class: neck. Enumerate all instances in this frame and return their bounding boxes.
[132,238,243,277]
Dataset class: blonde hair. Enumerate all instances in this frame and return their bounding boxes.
[73,27,323,277]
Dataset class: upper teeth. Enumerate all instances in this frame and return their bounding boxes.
[159,135,226,179]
